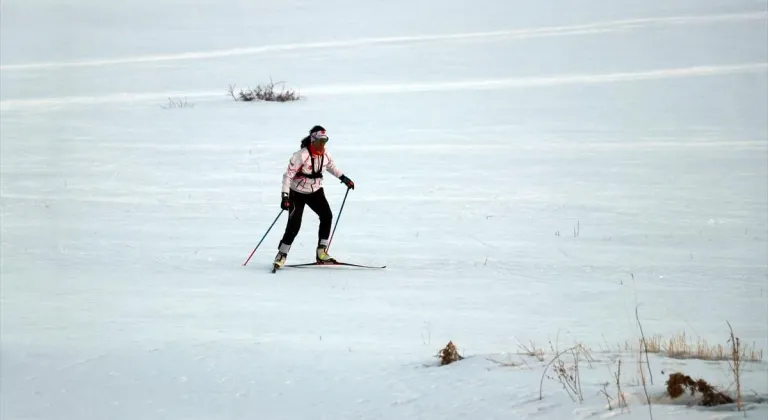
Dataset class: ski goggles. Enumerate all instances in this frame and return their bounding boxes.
[311,130,329,144]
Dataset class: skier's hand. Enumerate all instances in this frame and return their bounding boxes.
[280,193,291,210]
[340,175,355,190]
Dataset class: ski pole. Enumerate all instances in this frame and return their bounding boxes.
[242,209,284,266]
[327,187,350,252]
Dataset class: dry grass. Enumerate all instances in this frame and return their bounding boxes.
[599,383,613,411]
[522,323,760,413]
[611,332,763,363]
[636,307,654,420]
[615,360,629,412]
[437,341,464,366]
[641,334,664,353]
[161,97,194,109]
[727,322,744,411]
[662,331,763,362]
[539,344,591,403]
[518,328,762,366]
[599,360,630,413]
[486,355,525,368]
[228,79,301,102]
[516,340,545,362]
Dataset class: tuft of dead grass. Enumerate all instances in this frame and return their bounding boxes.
[641,334,664,353]
[228,79,301,102]
[613,331,763,363]
[662,331,763,362]
[161,96,194,109]
[438,341,464,366]
[516,340,545,362]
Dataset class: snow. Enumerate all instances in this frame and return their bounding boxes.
[1,0,767,419]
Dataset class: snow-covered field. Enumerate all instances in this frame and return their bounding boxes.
[2,0,767,419]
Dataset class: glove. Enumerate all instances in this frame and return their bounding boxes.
[339,174,355,190]
[280,193,291,210]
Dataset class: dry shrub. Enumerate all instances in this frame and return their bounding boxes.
[663,323,755,412]
[599,383,613,410]
[665,372,734,406]
[228,80,301,102]
[161,97,194,109]
[438,341,464,366]
[517,340,545,361]
[539,345,588,403]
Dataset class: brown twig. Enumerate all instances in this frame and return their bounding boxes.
[635,305,653,385]
[616,360,629,413]
[726,321,743,412]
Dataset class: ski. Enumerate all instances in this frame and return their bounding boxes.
[284,261,386,269]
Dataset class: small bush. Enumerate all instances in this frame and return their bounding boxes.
[665,372,734,406]
[228,79,301,102]
[438,341,464,366]
[539,344,591,404]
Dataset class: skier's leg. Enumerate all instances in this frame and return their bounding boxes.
[275,190,308,266]
[305,188,334,246]
[305,188,334,261]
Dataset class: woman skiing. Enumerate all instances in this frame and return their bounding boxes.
[273,125,355,269]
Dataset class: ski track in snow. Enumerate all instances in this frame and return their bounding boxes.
[0,11,764,71]
[1,63,766,110]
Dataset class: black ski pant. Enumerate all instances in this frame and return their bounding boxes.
[279,188,333,248]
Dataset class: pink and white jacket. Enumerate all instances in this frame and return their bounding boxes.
[282,147,344,194]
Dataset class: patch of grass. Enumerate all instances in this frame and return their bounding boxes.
[161,97,194,109]
[516,340,545,362]
[640,334,663,354]
[516,323,761,414]
[661,331,762,362]
[228,79,301,102]
[598,332,762,363]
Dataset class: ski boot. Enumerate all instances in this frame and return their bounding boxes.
[316,245,336,264]
[272,252,287,272]
[272,243,291,272]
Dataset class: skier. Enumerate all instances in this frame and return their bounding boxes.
[273,125,355,269]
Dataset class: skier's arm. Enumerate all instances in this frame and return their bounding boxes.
[282,151,303,194]
[325,153,343,179]
[326,153,354,189]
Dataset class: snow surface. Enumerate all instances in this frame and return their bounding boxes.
[1,0,767,419]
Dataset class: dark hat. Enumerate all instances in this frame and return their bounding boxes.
[309,125,326,135]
